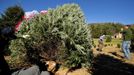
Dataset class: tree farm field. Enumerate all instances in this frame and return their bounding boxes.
[93,38,122,46]
[93,38,134,65]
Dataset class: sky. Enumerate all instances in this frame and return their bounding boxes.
[0,0,134,24]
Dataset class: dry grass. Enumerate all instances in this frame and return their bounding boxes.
[93,44,134,65]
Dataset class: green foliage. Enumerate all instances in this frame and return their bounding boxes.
[130,25,134,51]
[88,23,123,38]
[104,44,107,47]
[117,43,121,48]
[9,4,93,68]
[105,35,112,42]
[8,39,27,68]
[0,5,24,29]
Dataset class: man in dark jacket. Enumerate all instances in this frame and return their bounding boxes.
[0,27,16,75]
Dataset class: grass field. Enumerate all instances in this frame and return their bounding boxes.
[93,38,122,46]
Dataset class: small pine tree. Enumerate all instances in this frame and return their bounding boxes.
[105,35,112,42]
[0,5,24,29]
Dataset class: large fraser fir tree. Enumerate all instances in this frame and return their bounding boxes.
[9,4,93,68]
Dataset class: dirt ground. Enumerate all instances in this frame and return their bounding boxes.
[55,67,91,75]
[91,45,134,75]
[94,45,134,64]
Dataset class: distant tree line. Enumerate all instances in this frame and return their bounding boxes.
[88,23,123,38]
[88,23,134,52]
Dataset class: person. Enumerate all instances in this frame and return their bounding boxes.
[121,25,132,59]
[97,35,105,51]
[12,48,52,75]
[0,26,16,75]
[0,52,11,75]
[11,62,51,75]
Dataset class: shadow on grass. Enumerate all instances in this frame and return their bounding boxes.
[92,54,134,75]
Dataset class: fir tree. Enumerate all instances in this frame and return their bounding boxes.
[9,4,93,68]
[0,5,24,29]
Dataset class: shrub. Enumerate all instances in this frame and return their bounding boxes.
[8,39,28,68]
[9,4,93,68]
[117,43,121,48]
[105,35,112,42]
[104,44,107,47]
